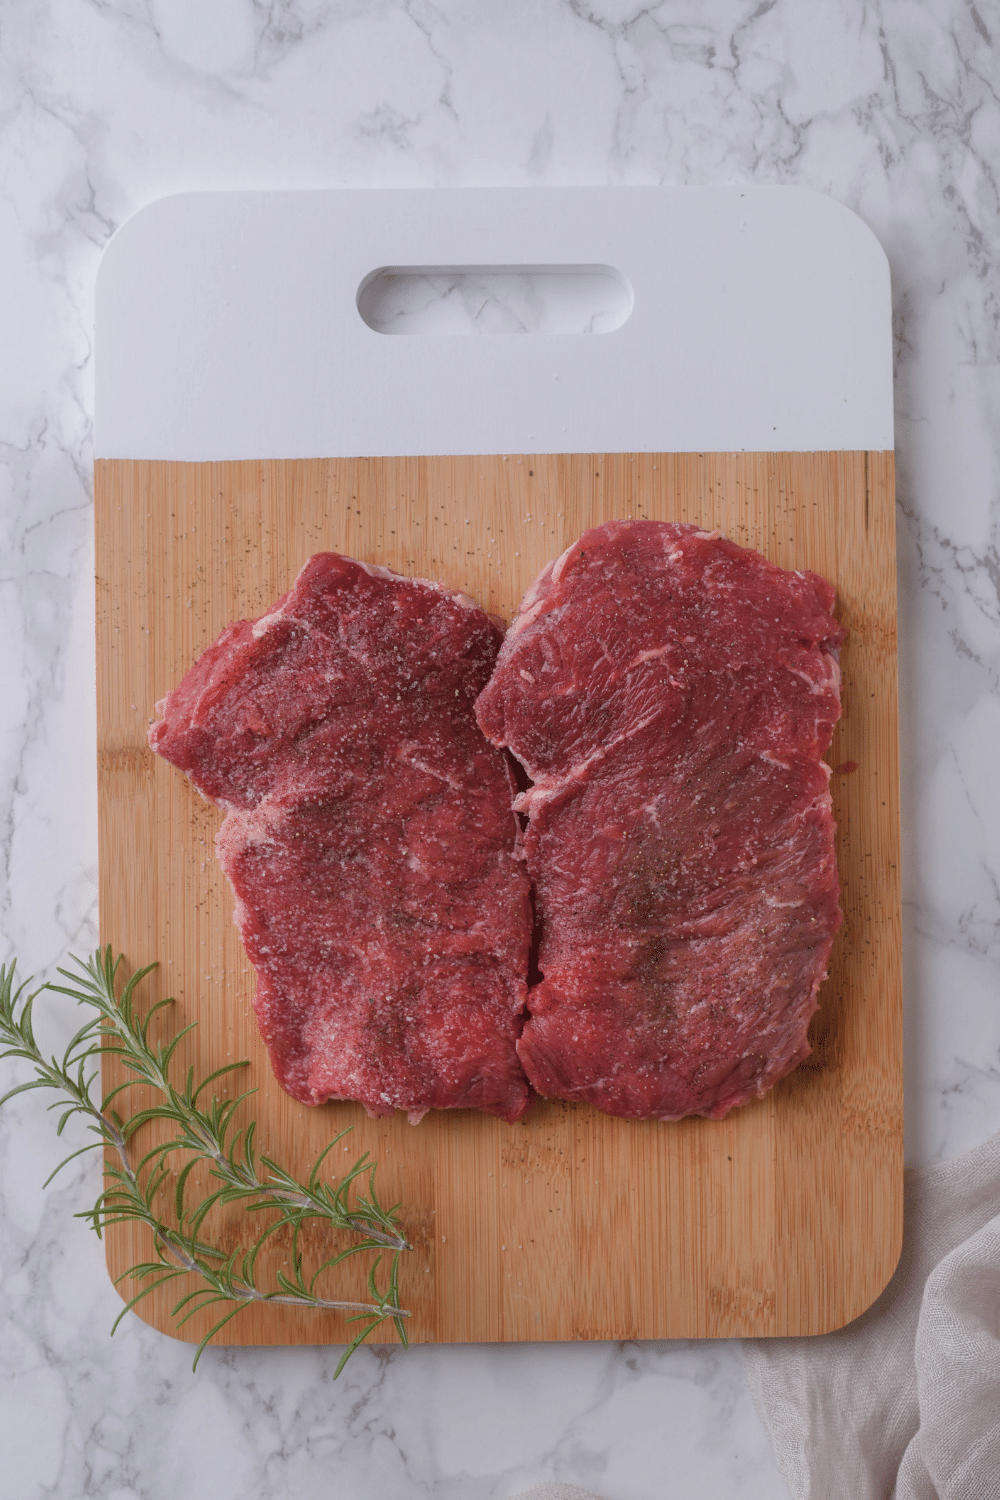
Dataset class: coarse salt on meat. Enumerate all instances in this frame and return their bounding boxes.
[475,519,845,1122]
[148,552,533,1124]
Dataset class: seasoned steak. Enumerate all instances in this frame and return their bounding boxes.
[475,520,845,1122]
[149,554,532,1124]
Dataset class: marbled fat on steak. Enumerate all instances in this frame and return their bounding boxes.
[475,520,845,1122]
[149,554,532,1124]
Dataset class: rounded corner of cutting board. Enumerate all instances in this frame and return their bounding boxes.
[100,1242,197,1347]
[812,1249,906,1338]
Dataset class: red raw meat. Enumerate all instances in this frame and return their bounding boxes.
[149,554,532,1124]
[475,520,845,1122]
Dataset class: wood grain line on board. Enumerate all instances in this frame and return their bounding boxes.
[94,451,902,1350]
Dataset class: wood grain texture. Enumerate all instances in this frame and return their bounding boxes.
[94,450,902,1350]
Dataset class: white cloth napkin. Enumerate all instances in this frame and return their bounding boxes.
[743,1128,1000,1499]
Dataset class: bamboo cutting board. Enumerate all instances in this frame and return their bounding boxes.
[94,187,902,1351]
[95,447,901,1348]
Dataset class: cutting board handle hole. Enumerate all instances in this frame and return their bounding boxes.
[357,265,633,336]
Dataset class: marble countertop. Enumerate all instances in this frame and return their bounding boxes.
[1,3,998,1497]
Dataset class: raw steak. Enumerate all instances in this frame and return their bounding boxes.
[475,520,845,1121]
[149,553,532,1124]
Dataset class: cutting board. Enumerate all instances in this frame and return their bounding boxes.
[94,189,902,1350]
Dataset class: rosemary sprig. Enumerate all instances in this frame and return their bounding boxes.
[0,947,411,1373]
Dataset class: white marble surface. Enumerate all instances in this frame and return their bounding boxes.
[1,2,998,1497]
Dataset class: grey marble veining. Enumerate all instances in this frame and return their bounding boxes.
[1,1,998,1497]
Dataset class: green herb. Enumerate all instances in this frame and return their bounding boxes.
[0,947,411,1373]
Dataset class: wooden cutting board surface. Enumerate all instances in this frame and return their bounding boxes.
[95,448,902,1351]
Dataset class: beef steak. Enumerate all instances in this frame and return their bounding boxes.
[475,520,845,1121]
[149,553,532,1124]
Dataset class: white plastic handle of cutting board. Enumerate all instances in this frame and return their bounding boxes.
[355,263,636,336]
[94,187,893,460]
